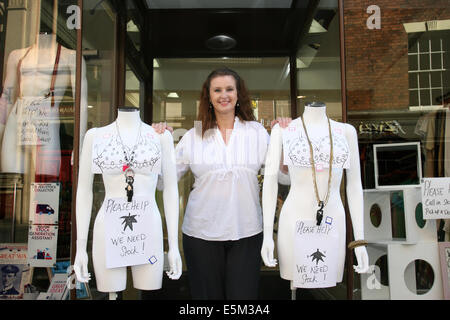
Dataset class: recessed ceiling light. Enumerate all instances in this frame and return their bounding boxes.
[206,35,237,50]
[167,92,179,98]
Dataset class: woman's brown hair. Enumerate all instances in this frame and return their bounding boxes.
[197,67,255,137]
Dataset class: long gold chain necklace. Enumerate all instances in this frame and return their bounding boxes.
[300,116,334,226]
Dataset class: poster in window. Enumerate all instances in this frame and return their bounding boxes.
[0,244,32,300]
[27,225,58,267]
[29,183,60,225]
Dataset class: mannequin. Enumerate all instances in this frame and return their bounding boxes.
[261,102,369,295]
[0,33,88,175]
[73,107,182,298]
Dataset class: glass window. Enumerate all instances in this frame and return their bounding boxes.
[80,0,118,300]
[153,57,292,273]
[296,2,343,121]
[0,0,80,296]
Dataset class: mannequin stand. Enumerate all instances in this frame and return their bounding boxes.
[290,281,296,300]
[109,292,117,300]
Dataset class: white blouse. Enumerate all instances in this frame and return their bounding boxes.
[175,117,269,241]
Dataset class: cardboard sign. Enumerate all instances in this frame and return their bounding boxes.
[293,219,338,288]
[421,178,450,219]
[104,197,158,269]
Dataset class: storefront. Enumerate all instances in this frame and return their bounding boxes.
[0,0,449,301]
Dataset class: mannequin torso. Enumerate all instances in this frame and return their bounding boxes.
[74,109,182,294]
[0,34,88,175]
[262,105,369,283]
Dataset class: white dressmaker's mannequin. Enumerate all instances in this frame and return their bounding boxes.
[261,102,369,299]
[0,33,88,174]
[74,107,182,299]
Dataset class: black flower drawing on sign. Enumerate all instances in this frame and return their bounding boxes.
[310,249,326,265]
[120,212,138,231]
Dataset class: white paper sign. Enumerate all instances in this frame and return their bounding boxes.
[104,197,157,269]
[27,225,58,267]
[29,183,60,225]
[421,178,450,219]
[17,98,53,146]
[293,219,338,288]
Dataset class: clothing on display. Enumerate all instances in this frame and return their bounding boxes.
[0,33,88,176]
[416,110,450,241]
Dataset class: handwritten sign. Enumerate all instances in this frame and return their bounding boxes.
[293,219,338,288]
[104,197,157,269]
[421,178,450,219]
[17,98,54,146]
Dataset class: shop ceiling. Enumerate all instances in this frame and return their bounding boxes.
[119,0,336,58]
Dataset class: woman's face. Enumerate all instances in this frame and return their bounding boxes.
[209,75,238,116]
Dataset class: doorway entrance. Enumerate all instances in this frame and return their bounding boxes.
[81,0,345,300]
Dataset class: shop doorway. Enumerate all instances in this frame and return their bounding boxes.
[82,0,345,300]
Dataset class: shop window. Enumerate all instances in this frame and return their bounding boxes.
[0,0,81,298]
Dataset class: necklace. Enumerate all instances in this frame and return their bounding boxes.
[115,120,142,202]
[300,115,334,226]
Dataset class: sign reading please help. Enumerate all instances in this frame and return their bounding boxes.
[104,197,158,269]
[293,219,338,289]
[421,178,450,219]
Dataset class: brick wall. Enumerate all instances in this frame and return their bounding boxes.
[344,0,450,111]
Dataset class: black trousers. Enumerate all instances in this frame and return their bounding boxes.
[182,232,263,300]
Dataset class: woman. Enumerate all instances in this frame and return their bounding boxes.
[155,68,274,299]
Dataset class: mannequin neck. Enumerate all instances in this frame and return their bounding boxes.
[36,33,57,50]
[116,108,141,129]
[302,105,328,125]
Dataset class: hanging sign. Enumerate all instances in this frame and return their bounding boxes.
[104,197,159,269]
[293,219,338,288]
[421,178,450,219]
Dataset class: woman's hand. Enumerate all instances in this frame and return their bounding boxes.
[152,122,173,134]
[270,117,292,129]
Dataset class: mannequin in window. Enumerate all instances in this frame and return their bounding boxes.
[0,32,88,176]
[261,102,369,291]
[73,107,182,299]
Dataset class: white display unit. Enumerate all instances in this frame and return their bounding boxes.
[360,187,443,300]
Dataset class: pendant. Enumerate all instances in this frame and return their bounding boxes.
[124,167,135,202]
[316,201,324,226]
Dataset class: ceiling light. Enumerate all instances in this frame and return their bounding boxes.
[205,34,237,50]
[167,92,179,98]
